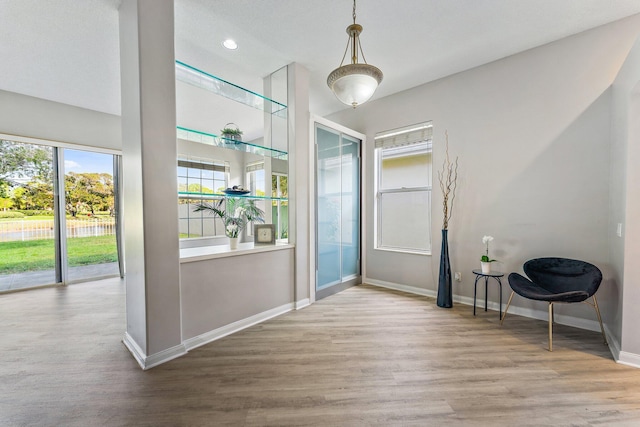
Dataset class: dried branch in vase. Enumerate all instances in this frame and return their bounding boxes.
[437,130,459,230]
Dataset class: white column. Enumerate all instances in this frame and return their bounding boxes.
[287,63,311,307]
[119,0,184,368]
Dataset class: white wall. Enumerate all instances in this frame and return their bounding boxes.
[119,0,183,362]
[622,86,640,356]
[0,89,120,150]
[328,15,640,328]
[180,248,294,340]
[609,33,640,357]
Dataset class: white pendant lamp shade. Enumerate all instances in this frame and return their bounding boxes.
[327,63,383,108]
[327,0,383,108]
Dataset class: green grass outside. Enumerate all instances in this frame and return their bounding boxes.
[0,235,117,274]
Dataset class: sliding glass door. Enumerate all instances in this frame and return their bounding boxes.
[0,140,56,291]
[315,124,361,299]
[0,138,122,292]
[64,149,119,282]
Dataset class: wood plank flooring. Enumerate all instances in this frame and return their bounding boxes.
[2,279,640,426]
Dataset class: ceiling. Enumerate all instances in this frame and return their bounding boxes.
[2,0,640,141]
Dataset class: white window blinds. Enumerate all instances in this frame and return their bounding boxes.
[177,159,227,172]
[374,121,433,149]
[245,161,264,172]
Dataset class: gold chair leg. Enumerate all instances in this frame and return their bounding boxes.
[501,291,515,325]
[592,295,608,346]
[548,303,553,352]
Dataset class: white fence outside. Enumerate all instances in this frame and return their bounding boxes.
[0,218,116,242]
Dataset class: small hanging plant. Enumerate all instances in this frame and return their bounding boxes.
[220,123,243,141]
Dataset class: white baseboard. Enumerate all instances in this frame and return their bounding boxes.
[123,281,640,370]
[122,332,187,370]
[618,351,640,369]
[605,324,622,362]
[603,325,640,368]
[365,279,437,299]
[366,279,639,368]
[604,322,640,368]
[501,301,602,333]
[122,332,146,369]
[367,279,601,330]
[124,303,295,369]
[183,302,294,351]
[295,298,311,310]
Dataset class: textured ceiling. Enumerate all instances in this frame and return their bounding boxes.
[1,0,640,140]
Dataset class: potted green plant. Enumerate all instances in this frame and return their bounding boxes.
[481,235,498,273]
[194,197,264,249]
[220,123,243,142]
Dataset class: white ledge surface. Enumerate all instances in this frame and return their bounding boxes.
[180,242,294,263]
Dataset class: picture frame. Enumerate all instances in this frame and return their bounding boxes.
[254,224,276,245]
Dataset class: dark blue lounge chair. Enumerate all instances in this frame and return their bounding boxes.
[501,257,607,351]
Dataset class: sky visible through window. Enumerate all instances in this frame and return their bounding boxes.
[64,150,112,174]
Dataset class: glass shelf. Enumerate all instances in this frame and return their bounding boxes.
[178,191,288,202]
[176,60,287,118]
[177,126,288,161]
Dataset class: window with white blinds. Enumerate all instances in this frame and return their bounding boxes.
[177,156,229,239]
[374,122,432,253]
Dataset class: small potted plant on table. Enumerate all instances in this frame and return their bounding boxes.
[481,235,498,273]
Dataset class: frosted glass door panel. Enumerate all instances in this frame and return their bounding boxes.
[316,126,341,289]
[315,124,361,292]
[341,135,359,278]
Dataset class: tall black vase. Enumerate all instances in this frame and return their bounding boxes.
[437,228,453,308]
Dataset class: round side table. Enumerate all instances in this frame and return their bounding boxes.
[472,269,504,319]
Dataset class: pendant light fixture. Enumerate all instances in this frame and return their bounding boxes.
[327,0,383,108]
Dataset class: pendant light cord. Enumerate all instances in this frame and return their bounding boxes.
[353,0,357,24]
[337,0,370,67]
[352,0,369,64]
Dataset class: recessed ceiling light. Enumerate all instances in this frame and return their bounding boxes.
[222,39,238,50]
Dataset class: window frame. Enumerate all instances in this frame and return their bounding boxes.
[271,172,288,241]
[374,123,433,255]
[177,156,228,239]
[245,161,266,237]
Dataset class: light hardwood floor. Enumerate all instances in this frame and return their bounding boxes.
[2,278,640,426]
